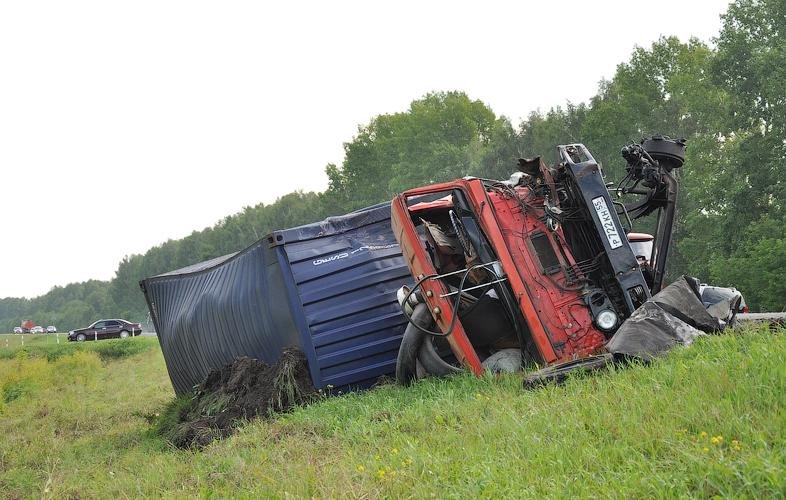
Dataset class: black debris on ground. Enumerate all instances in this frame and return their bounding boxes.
[155,347,317,449]
[521,353,616,390]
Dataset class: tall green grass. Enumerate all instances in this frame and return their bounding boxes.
[0,325,783,497]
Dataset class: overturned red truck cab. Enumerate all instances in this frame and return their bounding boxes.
[391,139,686,383]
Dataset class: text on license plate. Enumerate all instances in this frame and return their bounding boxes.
[591,196,623,249]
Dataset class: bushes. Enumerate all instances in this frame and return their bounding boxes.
[0,351,99,412]
[0,344,141,412]
[0,337,158,414]
[89,338,156,360]
[0,336,158,362]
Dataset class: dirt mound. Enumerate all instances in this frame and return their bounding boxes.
[157,347,317,448]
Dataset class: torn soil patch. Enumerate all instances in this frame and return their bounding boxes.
[155,347,317,448]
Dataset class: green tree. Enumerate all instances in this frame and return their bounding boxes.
[326,91,512,212]
[690,0,786,304]
[518,103,588,165]
[710,215,786,312]
[582,37,723,177]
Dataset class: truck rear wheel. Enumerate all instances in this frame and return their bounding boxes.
[396,303,462,385]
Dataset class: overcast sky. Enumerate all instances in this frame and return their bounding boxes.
[0,0,731,299]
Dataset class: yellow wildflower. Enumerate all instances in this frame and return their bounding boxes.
[391,448,399,455]
[711,435,724,444]
[357,465,365,472]
[703,447,710,453]
[700,431,708,438]
[376,469,386,479]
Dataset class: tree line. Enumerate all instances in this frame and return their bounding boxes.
[1,0,783,331]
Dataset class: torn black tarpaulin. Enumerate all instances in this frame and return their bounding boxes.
[604,301,706,360]
[606,276,727,361]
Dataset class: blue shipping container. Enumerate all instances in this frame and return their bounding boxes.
[140,203,413,395]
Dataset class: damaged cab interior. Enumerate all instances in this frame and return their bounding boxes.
[391,138,685,383]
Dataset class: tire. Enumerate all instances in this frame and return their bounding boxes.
[396,304,463,385]
[119,330,129,339]
[396,304,430,386]
[418,335,462,377]
[76,333,86,342]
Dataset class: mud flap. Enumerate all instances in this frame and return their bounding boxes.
[522,354,615,389]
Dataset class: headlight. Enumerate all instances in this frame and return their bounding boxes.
[595,309,618,331]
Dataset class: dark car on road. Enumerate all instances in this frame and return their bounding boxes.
[68,319,142,342]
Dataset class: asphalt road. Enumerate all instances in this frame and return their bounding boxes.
[735,312,786,323]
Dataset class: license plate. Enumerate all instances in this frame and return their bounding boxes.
[592,196,623,249]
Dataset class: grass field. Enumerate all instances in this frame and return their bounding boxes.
[1,326,784,497]
[1,332,70,349]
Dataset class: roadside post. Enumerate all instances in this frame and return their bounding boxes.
[94,330,98,341]
[21,335,24,346]
[56,332,60,345]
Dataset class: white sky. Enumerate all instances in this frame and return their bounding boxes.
[0,0,730,299]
